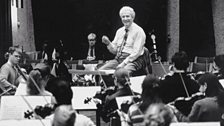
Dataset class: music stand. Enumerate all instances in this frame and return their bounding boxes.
[0,119,51,126]
[0,96,52,120]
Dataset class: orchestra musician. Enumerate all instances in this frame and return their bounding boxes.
[92,68,134,124]
[0,46,23,95]
[159,51,200,104]
[15,63,52,96]
[46,77,96,126]
[123,74,163,126]
[170,73,224,122]
[86,33,97,61]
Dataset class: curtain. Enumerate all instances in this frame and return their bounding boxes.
[180,0,215,60]
[0,0,12,66]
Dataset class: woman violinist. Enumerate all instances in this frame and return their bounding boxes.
[170,73,224,122]
[124,74,163,126]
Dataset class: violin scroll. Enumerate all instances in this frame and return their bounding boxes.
[24,103,55,119]
[34,103,55,118]
[84,97,92,104]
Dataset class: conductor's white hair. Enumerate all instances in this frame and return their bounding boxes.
[119,6,135,19]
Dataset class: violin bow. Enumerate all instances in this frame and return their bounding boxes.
[15,65,51,126]
[16,65,50,104]
[179,73,190,97]
[124,76,144,115]
[158,56,168,75]
[0,87,13,97]
[96,70,108,89]
[21,95,47,126]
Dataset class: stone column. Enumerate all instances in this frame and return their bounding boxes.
[212,0,224,55]
[11,0,35,52]
[167,0,179,61]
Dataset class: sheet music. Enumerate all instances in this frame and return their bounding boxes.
[14,82,27,96]
[0,96,52,120]
[219,79,224,88]
[71,86,101,110]
[0,119,51,126]
[170,122,220,126]
[130,75,146,94]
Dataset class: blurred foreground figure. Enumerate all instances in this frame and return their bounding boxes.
[144,103,174,126]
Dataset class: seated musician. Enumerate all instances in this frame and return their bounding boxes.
[0,46,23,95]
[15,63,52,96]
[99,6,151,76]
[45,77,96,126]
[120,74,162,126]
[170,73,224,122]
[159,51,200,104]
[93,68,134,123]
[86,33,97,61]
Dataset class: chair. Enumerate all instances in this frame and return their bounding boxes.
[151,62,170,77]
[132,47,152,76]
[25,51,40,60]
[189,62,213,73]
[194,56,214,64]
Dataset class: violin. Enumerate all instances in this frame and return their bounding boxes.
[24,103,56,119]
[84,86,117,104]
[170,92,205,116]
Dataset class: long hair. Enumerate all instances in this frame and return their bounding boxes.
[27,63,50,95]
[140,74,161,112]
[47,77,73,106]
[197,73,224,108]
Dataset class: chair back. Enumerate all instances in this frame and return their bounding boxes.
[189,62,213,73]
[194,56,214,63]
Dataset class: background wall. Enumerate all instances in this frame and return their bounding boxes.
[212,0,224,55]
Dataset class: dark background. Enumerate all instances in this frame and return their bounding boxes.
[31,0,168,61]
[0,0,217,66]
[180,0,215,60]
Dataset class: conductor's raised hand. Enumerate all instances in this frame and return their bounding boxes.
[102,35,110,46]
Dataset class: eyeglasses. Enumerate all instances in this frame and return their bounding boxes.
[13,55,21,58]
[88,39,95,41]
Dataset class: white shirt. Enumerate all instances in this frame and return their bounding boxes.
[107,22,146,64]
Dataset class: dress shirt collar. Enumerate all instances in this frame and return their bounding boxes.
[123,22,135,32]
[7,61,15,68]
